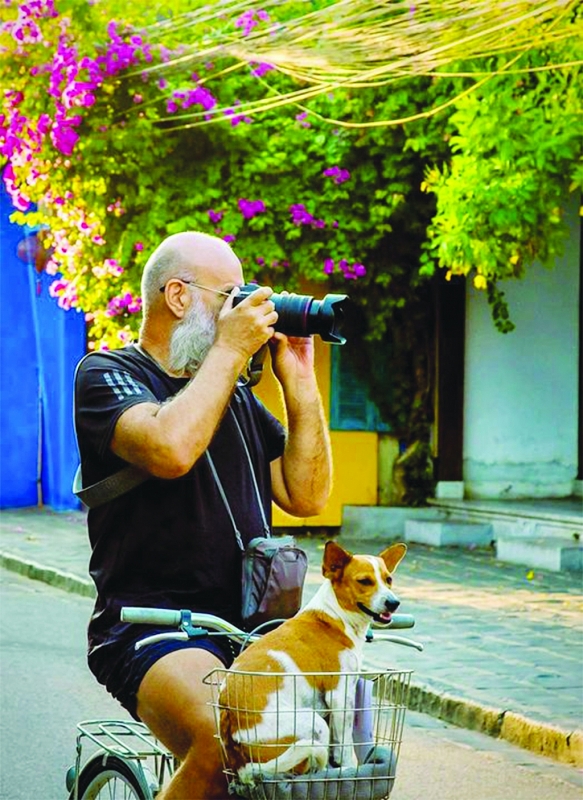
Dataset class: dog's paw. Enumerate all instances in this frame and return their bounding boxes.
[237,763,259,786]
[330,746,358,770]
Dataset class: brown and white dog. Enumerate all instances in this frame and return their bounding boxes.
[219,541,407,784]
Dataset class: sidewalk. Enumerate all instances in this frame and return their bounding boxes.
[1,506,582,767]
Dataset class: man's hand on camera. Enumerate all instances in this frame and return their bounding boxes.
[270,331,316,386]
[214,285,279,363]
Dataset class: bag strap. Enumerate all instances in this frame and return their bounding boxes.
[73,463,149,509]
[73,343,157,508]
[206,407,271,551]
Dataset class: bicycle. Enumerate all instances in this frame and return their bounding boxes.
[66,608,422,800]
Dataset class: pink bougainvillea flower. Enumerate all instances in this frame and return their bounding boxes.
[107,199,126,216]
[235,9,270,36]
[323,166,351,184]
[335,260,366,280]
[2,164,31,211]
[250,62,274,78]
[289,203,326,228]
[295,111,311,128]
[238,198,266,219]
[289,203,314,226]
[104,258,124,276]
[323,258,334,275]
[223,106,252,127]
[208,209,223,223]
[49,277,78,310]
[182,86,217,111]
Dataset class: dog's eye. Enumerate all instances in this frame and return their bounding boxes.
[385,576,393,586]
[357,577,374,586]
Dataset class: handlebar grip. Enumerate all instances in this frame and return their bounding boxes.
[386,614,415,629]
[121,607,184,626]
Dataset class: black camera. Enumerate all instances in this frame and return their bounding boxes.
[233,284,349,344]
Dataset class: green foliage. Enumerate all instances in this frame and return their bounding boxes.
[419,43,583,331]
[1,0,581,506]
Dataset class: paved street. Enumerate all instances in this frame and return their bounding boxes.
[0,506,582,770]
[1,568,581,800]
[0,569,125,800]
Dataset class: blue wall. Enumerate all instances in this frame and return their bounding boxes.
[0,183,86,510]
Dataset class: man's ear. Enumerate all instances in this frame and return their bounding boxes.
[163,279,189,319]
[322,541,353,580]
[379,543,407,573]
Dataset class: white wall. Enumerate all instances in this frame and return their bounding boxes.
[463,198,580,499]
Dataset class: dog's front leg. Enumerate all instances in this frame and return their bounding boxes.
[326,681,358,769]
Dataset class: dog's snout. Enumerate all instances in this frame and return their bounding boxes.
[384,593,400,613]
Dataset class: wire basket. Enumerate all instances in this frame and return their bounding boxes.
[204,668,412,800]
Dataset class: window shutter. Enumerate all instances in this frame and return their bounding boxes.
[330,348,389,432]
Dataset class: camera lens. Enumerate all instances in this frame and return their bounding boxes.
[272,294,312,338]
[234,284,349,344]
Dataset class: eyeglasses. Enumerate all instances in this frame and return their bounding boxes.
[159,278,232,298]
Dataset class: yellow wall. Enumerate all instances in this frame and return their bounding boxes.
[254,337,378,528]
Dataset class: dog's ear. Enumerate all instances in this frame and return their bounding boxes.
[379,543,407,573]
[322,540,353,579]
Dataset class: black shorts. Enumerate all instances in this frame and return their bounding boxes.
[89,630,238,720]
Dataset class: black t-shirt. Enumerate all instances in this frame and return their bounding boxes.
[74,345,285,658]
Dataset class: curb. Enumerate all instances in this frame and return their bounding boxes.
[405,682,583,768]
[1,549,581,768]
[0,550,96,599]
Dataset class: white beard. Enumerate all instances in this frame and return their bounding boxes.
[168,293,216,376]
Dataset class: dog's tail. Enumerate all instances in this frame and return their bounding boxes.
[237,740,328,785]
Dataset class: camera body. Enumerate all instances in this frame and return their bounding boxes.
[233,284,349,344]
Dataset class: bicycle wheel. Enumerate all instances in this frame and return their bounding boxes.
[69,753,150,800]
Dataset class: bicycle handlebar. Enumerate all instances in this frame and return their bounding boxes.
[121,607,423,652]
[121,607,416,633]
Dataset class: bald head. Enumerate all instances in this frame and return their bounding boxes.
[140,231,242,315]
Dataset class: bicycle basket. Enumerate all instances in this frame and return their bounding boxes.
[204,668,412,800]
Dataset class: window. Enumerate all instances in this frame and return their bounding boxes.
[329,347,390,432]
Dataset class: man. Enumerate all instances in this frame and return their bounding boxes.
[74,231,332,799]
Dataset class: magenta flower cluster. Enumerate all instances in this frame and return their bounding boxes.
[223,101,253,127]
[324,259,366,279]
[235,9,270,37]
[289,203,325,228]
[250,62,274,78]
[323,166,351,184]
[2,0,369,325]
[1,0,58,46]
[208,209,223,223]
[1,4,155,215]
[106,292,142,318]
[295,111,311,128]
[238,198,266,219]
[167,84,216,116]
[48,278,77,310]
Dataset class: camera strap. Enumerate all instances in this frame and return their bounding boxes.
[205,407,271,551]
[240,344,268,387]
